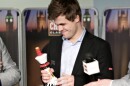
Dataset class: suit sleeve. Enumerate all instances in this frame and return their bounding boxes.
[111,62,130,86]
[0,37,21,86]
[97,42,114,79]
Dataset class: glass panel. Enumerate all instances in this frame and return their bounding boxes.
[82,8,98,35]
[0,9,19,66]
[23,8,49,86]
[104,8,130,79]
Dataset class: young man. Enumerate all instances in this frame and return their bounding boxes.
[41,0,114,86]
[0,37,21,86]
[84,61,130,86]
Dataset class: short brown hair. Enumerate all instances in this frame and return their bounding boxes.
[48,0,82,21]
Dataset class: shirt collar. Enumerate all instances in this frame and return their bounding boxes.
[62,28,86,43]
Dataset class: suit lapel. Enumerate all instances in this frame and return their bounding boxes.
[53,37,63,78]
[72,31,94,75]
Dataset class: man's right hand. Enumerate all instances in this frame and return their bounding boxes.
[84,79,112,86]
[41,68,54,83]
[0,61,3,72]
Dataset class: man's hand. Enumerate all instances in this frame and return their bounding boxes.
[84,81,98,86]
[41,68,54,83]
[57,73,74,86]
[84,79,112,86]
[0,61,3,72]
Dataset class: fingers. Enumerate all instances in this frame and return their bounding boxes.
[49,68,54,73]
[0,62,2,65]
[41,70,50,83]
[41,68,54,83]
[0,62,3,68]
[57,74,74,86]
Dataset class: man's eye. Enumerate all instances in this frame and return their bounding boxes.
[60,24,65,26]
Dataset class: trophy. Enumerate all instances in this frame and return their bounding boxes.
[35,47,57,86]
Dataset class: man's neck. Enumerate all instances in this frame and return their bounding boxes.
[69,26,84,43]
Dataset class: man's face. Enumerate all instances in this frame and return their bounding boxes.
[54,15,79,39]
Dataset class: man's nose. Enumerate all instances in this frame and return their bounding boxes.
[58,25,63,32]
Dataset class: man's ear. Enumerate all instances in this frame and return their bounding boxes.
[75,15,80,23]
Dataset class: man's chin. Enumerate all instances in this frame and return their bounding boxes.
[62,35,68,39]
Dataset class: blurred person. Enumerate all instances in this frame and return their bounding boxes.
[0,37,21,86]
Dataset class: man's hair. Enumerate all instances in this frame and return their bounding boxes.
[48,0,81,21]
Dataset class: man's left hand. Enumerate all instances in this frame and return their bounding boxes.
[57,73,74,86]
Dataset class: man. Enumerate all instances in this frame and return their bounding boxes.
[0,37,21,86]
[41,0,114,86]
[84,61,130,86]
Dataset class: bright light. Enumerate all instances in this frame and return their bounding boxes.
[87,18,90,21]
[10,18,13,22]
[6,19,8,22]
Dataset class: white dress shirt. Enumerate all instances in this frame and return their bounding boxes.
[60,29,86,76]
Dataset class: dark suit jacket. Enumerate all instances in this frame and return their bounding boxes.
[42,31,114,86]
